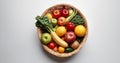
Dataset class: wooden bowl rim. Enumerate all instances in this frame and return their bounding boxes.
[37,4,88,57]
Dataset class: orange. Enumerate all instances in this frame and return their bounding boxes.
[74,25,86,37]
[56,26,66,37]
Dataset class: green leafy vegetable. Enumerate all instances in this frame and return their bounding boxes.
[35,16,53,33]
[71,15,84,25]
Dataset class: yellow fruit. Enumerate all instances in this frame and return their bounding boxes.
[74,25,86,37]
[45,13,52,20]
[56,26,66,37]
[58,46,65,53]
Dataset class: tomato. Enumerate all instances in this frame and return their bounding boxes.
[52,9,61,18]
[66,22,75,31]
[58,17,66,26]
[48,42,56,49]
[53,46,58,52]
[61,8,69,17]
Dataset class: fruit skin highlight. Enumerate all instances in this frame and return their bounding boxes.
[74,25,86,37]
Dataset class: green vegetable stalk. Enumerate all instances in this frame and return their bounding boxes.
[66,9,77,22]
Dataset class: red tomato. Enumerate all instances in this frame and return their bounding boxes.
[48,42,56,49]
[58,17,66,26]
[52,9,61,18]
[61,8,69,17]
[66,22,75,31]
[53,46,58,52]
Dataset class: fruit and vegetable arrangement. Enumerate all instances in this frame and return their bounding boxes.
[35,4,88,57]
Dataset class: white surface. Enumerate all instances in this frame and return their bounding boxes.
[0,0,120,63]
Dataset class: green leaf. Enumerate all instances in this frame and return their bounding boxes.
[35,16,53,33]
[71,15,84,25]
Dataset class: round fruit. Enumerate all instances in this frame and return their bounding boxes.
[61,8,69,17]
[56,26,67,37]
[51,18,57,26]
[45,13,52,21]
[66,22,75,31]
[58,17,66,26]
[58,46,65,53]
[52,9,61,18]
[74,25,86,37]
[69,9,73,15]
[53,46,58,52]
[64,31,76,43]
[41,33,52,44]
[48,42,56,49]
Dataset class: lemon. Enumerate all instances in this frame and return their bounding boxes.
[74,25,86,37]
[45,13,52,21]
[56,26,66,37]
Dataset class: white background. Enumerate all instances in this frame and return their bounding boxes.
[0,0,120,63]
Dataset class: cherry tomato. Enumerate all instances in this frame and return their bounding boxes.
[66,22,75,31]
[53,46,58,52]
[52,9,61,18]
[48,42,56,49]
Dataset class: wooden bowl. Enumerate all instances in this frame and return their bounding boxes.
[37,4,88,57]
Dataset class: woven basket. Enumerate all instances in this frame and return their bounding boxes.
[37,4,88,57]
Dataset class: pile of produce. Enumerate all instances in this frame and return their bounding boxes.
[35,5,87,55]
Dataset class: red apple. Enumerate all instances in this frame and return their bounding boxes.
[61,8,69,17]
[52,9,61,18]
[66,22,75,31]
[58,17,66,26]
[65,31,76,43]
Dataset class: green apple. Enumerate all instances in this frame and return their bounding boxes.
[41,33,51,44]
[51,18,57,26]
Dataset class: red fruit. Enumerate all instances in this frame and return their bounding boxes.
[48,42,56,49]
[61,8,69,17]
[66,22,75,31]
[58,17,66,26]
[65,31,76,43]
[53,46,58,52]
[52,9,61,18]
